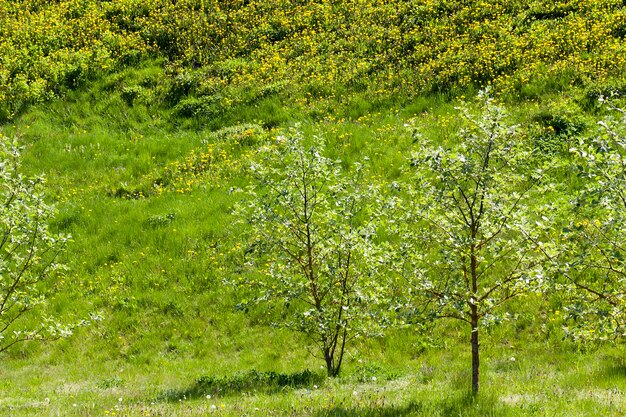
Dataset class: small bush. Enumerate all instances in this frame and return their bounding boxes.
[531,111,586,154]
[164,70,201,104]
[120,85,144,106]
[173,95,224,119]
[205,123,265,147]
[144,213,176,228]
[580,82,626,111]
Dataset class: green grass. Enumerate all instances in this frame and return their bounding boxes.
[1,38,626,416]
[3,333,626,416]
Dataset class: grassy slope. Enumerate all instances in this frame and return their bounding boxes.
[2,1,626,415]
[1,64,623,417]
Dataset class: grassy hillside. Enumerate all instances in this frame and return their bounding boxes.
[2,0,626,416]
[3,0,626,121]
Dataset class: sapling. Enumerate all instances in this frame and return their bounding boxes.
[0,135,84,353]
[397,91,556,394]
[565,97,626,341]
[234,128,387,377]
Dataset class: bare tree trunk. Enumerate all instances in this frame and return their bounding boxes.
[469,239,480,396]
[470,306,480,396]
[324,348,336,377]
[334,325,348,378]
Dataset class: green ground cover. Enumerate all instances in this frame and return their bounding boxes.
[3,1,626,415]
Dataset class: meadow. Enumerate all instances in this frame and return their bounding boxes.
[3,1,626,415]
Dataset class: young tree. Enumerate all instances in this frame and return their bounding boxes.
[0,135,76,353]
[234,128,386,377]
[397,91,556,395]
[564,98,626,340]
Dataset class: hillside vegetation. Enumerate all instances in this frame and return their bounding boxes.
[3,0,626,121]
[2,1,626,416]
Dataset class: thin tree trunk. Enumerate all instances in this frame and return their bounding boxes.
[470,239,480,396]
[334,325,348,377]
[325,349,337,377]
[470,307,480,396]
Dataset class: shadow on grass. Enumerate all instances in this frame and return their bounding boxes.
[157,369,324,402]
[314,401,425,417]
[314,393,512,417]
[603,364,626,378]
[600,356,626,381]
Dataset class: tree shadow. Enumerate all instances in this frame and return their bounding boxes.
[157,369,324,402]
[437,392,512,417]
[313,401,425,417]
[600,356,626,381]
[314,393,512,417]
[603,364,626,378]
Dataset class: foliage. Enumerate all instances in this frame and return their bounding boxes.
[3,0,626,120]
[234,128,387,377]
[4,1,626,413]
[564,97,626,341]
[396,91,558,394]
[0,0,147,121]
[0,135,78,352]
